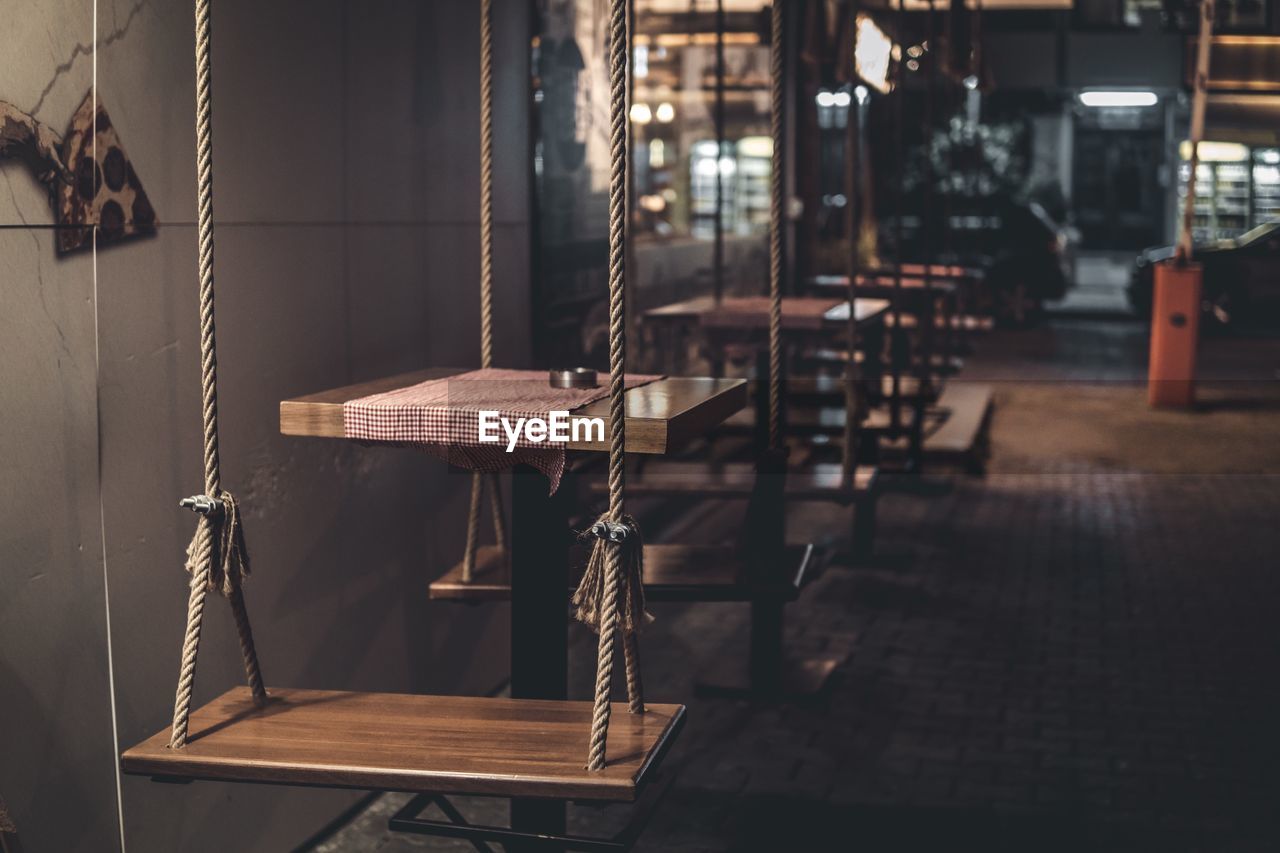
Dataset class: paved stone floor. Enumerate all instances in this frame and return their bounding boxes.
[315,320,1280,852]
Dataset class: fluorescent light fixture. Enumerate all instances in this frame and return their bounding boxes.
[738,136,772,159]
[649,138,665,168]
[1079,90,1158,108]
[1179,140,1249,162]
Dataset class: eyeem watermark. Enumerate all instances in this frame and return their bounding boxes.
[478,411,605,452]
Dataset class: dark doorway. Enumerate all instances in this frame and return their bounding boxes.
[1073,128,1166,250]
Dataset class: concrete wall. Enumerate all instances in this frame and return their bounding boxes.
[1,2,118,850]
[1,0,530,849]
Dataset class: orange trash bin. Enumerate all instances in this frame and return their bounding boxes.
[1147,260,1202,408]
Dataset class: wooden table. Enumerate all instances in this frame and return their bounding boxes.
[642,295,890,330]
[858,263,983,283]
[280,368,747,455]
[279,367,745,846]
[805,273,958,301]
[641,296,890,376]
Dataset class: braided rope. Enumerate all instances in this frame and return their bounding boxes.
[586,0,641,772]
[194,0,220,566]
[463,0,506,583]
[170,0,265,749]
[918,0,937,397]
[462,472,484,581]
[479,0,495,363]
[767,0,784,451]
[623,627,644,713]
[888,0,906,433]
[841,1,860,481]
[712,0,726,306]
[170,527,211,747]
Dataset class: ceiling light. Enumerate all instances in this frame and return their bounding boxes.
[1179,140,1249,162]
[1079,90,1158,107]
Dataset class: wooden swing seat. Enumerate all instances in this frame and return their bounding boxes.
[923,382,995,461]
[595,461,876,504]
[883,312,993,333]
[806,273,959,300]
[121,687,684,802]
[782,374,926,402]
[720,403,920,436]
[428,542,815,602]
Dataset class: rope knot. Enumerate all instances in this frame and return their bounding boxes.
[572,514,653,635]
[182,490,250,597]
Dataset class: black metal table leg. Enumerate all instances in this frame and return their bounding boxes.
[510,464,570,849]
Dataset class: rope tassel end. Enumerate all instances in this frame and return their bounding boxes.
[184,491,250,597]
[572,514,652,635]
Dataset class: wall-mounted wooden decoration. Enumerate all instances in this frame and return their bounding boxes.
[55,91,157,254]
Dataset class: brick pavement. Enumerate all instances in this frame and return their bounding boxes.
[317,323,1280,852]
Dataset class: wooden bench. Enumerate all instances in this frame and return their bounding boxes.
[428,542,815,603]
[923,382,995,474]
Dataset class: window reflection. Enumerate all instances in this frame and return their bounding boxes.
[531,0,774,367]
[632,0,772,245]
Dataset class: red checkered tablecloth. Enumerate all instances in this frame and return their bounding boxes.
[344,368,661,490]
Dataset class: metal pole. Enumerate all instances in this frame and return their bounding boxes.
[1178,0,1215,264]
[509,465,569,849]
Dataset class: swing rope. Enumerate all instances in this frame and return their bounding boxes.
[767,0,785,452]
[170,0,266,750]
[574,0,648,772]
[462,0,508,583]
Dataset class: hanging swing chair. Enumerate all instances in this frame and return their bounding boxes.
[429,0,822,620]
[122,0,712,805]
[796,0,994,473]
[422,0,791,606]
[605,0,884,572]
